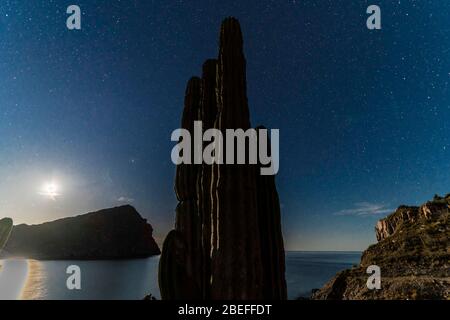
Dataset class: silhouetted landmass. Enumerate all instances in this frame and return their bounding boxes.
[2,205,160,260]
[313,195,450,300]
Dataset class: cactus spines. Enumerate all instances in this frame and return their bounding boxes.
[159,17,287,300]
[0,218,13,251]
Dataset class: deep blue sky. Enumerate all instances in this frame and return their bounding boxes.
[0,0,449,250]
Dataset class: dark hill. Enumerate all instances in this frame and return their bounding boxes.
[2,205,160,260]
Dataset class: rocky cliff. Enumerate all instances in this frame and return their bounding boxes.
[3,205,160,260]
[313,194,450,300]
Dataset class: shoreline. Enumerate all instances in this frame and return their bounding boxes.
[0,252,358,300]
[0,259,29,300]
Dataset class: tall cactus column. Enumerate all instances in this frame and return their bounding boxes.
[160,78,203,299]
[209,17,264,300]
[159,17,287,300]
[256,126,287,300]
[197,59,218,299]
[174,77,202,293]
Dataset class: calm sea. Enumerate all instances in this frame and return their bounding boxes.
[0,251,360,300]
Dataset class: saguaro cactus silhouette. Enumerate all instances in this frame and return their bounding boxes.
[159,17,287,300]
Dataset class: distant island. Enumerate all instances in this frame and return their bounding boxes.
[1,205,160,260]
[313,194,449,300]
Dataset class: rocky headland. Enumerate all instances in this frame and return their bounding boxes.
[313,194,450,300]
[2,205,160,260]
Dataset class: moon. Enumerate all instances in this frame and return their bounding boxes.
[39,182,61,200]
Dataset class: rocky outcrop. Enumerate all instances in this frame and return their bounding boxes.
[375,206,420,241]
[313,195,450,300]
[375,195,449,241]
[3,205,160,260]
[159,18,287,300]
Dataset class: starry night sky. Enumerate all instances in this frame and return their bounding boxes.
[0,0,449,250]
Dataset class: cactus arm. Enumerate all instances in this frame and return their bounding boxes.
[0,218,13,251]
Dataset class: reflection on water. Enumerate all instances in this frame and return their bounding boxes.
[21,260,47,300]
[21,257,161,300]
[0,259,28,300]
[0,252,360,300]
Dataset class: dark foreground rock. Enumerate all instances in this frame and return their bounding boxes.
[313,195,450,300]
[2,205,160,260]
